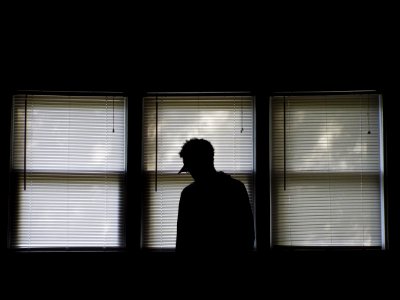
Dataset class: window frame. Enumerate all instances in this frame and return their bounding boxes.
[4,89,394,254]
[140,91,257,251]
[267,90,387,250]
[7,90,129,252]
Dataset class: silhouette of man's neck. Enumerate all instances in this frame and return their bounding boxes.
[190,165,217,183]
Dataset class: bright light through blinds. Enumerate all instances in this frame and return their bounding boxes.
[11,94,126,248]
[270,94,384,247]
[142,96,254,249]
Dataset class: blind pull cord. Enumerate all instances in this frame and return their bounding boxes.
[24,94,27,191]
[113,96,115,133]
[367,95,371,135]
[284,96,286,191]
[155,96,158,192]
[241,96,244,133]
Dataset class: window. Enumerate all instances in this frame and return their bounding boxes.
[270,93,384,247]
[9,94,127,248]
[142,95,254,249]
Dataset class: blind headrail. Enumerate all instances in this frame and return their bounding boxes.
[272,90,379,96]
[146,91,254,96]
[15,90,127,96]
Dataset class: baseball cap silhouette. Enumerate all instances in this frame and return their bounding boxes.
[178,138,214,174]
[178,164,188,174]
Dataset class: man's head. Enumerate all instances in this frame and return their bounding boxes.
[179,138,215,179]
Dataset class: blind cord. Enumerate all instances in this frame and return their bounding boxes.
[283,96,286,191]
[24,94,27,191]
[113,96,115,133]
[155,96,158,192]
[241,96,244,133]
[367,95,371,134]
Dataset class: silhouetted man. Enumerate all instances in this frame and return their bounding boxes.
[176,138,255,253]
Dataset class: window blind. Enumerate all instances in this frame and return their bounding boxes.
[10,94,126,248]
[270,94,384,247]
[142,95,254,249]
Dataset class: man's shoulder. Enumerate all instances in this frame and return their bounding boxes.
[217,172,245,188]
[181,182,197,195]
[213,173,247,199]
